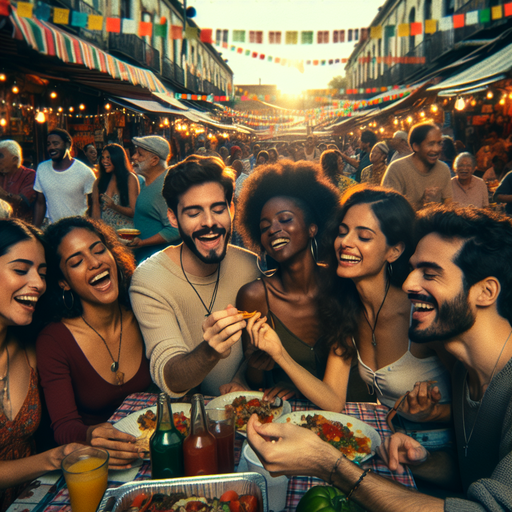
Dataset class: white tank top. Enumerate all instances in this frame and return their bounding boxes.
[353,337,451,409]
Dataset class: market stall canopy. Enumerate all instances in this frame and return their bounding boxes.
[428,42,512,93]
[9,8,166,95]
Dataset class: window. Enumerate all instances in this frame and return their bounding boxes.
[348,29,353,42]
[333,30,345,43]
[249,31,263,43]
[120,0,131,20]
[444,0,455,16]
[354,29,359,41]
[409,7,416,52]
[269,31,282,44]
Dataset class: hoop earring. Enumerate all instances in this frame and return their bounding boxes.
[310,236,319,265]
[257,251,277,277]
[62,289,74,310]
[387,262,394,278]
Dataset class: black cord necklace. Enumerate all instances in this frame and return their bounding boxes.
[362,278,391,347]
[180,245,221,316]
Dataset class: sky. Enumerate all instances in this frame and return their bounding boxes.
[193,0,384,94]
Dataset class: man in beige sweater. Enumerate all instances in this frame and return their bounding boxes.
[130,155,259,397]
[381,122,452,210]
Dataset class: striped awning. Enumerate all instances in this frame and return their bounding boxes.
[9,8,167,94]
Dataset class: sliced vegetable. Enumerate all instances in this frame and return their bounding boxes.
[220,491,239,503]
[239,494,258,512]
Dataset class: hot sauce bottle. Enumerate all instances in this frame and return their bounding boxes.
[183,394,218,476]
[150,393,184,479]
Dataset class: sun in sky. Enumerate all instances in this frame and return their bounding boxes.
[193,0,384,94]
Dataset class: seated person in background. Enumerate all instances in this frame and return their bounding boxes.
[0,219,81,511]
[482,155,507,183]
[451,152,488,208]
[388,130,412,164]
[248,205,512,512]
[236,161,339,399]
[130,155,259,398]
[494,166,512,216]
[92,143,140,230]
[247,186,453,450]
[37,217,152,467]
[0,140,36,222]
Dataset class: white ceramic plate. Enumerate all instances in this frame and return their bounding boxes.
[114,404,191,437]
[206,392,292,436]
[275,410,381,463]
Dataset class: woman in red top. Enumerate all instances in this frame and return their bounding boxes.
[37,217,152,468]
[0,219,80,512]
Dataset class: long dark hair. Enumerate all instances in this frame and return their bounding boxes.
[98,144,132,207]
[0,219,47,343]
[319,185,416,358]
[320,149,342,186]
[40,217,136,322]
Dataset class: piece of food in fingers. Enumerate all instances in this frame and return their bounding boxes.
[238,310,258,319]
[230,396,283,431]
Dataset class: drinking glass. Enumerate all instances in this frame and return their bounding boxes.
[208,407,235,473]
[62,446,109,512]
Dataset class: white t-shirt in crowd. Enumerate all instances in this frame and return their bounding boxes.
[34,159,96,224]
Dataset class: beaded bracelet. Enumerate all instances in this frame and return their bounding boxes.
[328,455,345,485]
[346,468,372,500]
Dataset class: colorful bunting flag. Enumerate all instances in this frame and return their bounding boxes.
[492,5,503,19]
[106,17,121,33]
[285,31,298,44]
[452,14,465,29]
[479,8,491,23]
[397,23,409,37]
[88,15,103,31]
[424,19,437,33]
[439,16,453,30]
[139,21,152,37]
[185,26,198,40]
[370,26,383,38]
[153,22,166,37]
[122,19,136,34]
[53,8,70,25]
[34,3,51,21]
[385,25,395,37]
[200,27,212,43]
[506,3,512,17]
[17,2,33,18]
[465,11,479,25]
[171,25,183,39]
[410,21,422,35]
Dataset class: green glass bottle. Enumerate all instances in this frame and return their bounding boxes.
[150,393,184,479]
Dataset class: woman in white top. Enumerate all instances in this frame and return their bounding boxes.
[247,185,453,448]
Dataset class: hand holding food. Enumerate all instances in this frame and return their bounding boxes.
[263,385,296,402]
[400,381,442,422]
[202,305,246,359]
[246,312,284,361]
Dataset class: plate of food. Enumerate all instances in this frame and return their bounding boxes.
[114,404,191,453]
[206,392,292,435]
[275,411,380,463]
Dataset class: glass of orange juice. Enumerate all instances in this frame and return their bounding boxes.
[62,447,109,512]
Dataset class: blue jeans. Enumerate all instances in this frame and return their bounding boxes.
[392,416,454,451]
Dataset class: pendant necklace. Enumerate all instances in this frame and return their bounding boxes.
[362,278,391,347]
[180,244,221,317]
[0,346,12,419]
[462,327,512,457]
[82,307,124,385]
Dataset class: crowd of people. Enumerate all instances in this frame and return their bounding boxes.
[1,121,512,512]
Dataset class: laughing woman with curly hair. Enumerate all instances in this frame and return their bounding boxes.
[236,160,339,400]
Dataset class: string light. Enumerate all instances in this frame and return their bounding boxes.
[431,104,438,113]
[420,111,425,117]
[12,85,19,94]
[105,103,111,110]
[393,118,398,125]
[406,116,413,123]
[0,74,5,81]
[79,104,86,110]
[454,97,465,111]
[487,91,494,99]
[69,106,74,112]
[0,119,6,127]
[35,111,46,123]
[499,97,506,106]
[50,91,57,99]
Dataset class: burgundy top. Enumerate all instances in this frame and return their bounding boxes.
[0,166,36,221]
[36,322,152,445]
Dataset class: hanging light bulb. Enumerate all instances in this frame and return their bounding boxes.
[487,91,494,99]
[0,118,6,127]
[499,97,506,105]
[431,104,438,113]
[470,99,477,107]
[12,85,19,94]
[79,104,85,110]
[420,111,425,117]
[0,74,6,81]
[35,111,46,123]
[393,118,398,125]
[454,97,466,111]
[69,106,74,112]
[58,107,63,112]
[105,103,111,110]
[406,116,413,123]
[50,91,57,99]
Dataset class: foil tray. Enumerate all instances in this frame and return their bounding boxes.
[97,472,268,512]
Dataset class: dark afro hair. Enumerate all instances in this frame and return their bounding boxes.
[236,160,340,254]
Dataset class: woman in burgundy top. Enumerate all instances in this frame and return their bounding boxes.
[37,217,152,469]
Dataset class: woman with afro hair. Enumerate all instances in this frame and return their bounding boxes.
[236,160,339,400]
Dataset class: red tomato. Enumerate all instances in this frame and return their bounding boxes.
[246,399,261,407]
[220,490,240,502]
[130,493,148,508]
[229,500,241,512]
[240,494,258,512]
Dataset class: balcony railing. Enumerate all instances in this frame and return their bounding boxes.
[109,33,160,73]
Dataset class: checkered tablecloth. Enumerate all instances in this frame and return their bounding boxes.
[12,393,415,512]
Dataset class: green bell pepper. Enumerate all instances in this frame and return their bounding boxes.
[296,485,365,512]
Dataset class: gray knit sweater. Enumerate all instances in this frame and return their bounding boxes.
[444,357,512,511]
